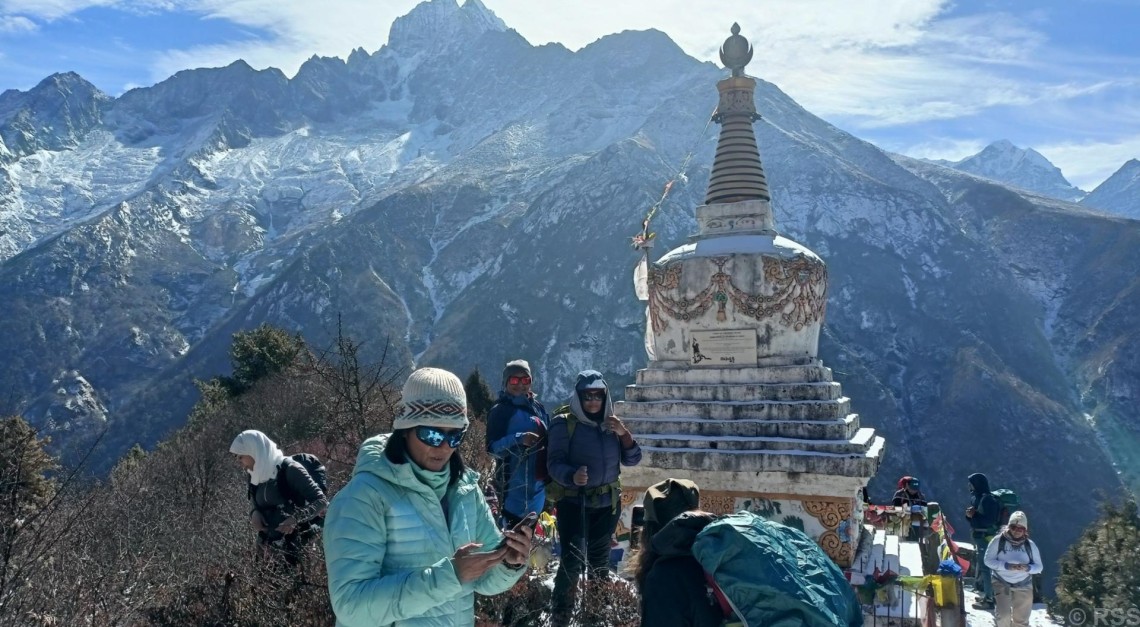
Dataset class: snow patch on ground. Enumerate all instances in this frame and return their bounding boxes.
[964,589,1061,626]
[901,267,918,309]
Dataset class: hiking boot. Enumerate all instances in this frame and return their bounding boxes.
[972,599,995,610]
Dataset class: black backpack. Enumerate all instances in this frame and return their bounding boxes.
[997,535,1035,565]
[278,453,328,501]
[263,453,328,529]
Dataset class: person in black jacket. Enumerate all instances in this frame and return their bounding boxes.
[631,478,724,627]
[892,476,928,541]
[891,476,928,508]
[966,472,1000,608]
[230,429,327,566]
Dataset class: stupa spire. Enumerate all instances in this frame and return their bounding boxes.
[705,23,771,205]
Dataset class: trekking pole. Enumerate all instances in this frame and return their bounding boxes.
[581,498,589,584]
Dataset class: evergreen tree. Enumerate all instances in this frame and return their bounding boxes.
[1052,499,1140,620]
[111,443,147,486]
[224,324,305,394]
[0,416,57,601]
[0,416,56,527]
[465,369,495,421]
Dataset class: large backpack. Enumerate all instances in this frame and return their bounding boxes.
[276,453,328,527]
[537,404,579,485]
[543,406,585,503]
[997,535,1035,565]
[991,488,1020,526]
[692,511,863,627]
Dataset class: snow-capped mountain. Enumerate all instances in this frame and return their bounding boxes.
[1080,159,1140,218]
[948,140,1086,201]
[1,0,1137,582]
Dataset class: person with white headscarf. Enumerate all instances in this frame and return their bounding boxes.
[230,429,327,565]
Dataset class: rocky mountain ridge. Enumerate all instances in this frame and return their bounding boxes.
[937,140,1086,202]
[1,0,1137,585]
[1080,158,1140,218]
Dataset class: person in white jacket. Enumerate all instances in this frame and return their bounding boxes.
[983,511,1043,627]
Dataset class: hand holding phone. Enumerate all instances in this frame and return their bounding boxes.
[515,511,539,530]
[497,512,539,549]
[498,512,537,568]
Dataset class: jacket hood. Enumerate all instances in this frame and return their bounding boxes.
[649,511,718,558]
[567,370,613,426]
[353,434,403,483]
[968,473,990,493]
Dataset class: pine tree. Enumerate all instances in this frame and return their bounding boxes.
[224,324,306,394]
[0,416,57,601]
[465,369,495,421]
[0,416,56,527]
[1052,499,1140,619]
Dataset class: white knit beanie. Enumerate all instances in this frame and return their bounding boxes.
[395,367,469,430]
[1008,511,1028,528]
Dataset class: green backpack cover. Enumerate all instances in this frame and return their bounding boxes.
[691,511,863,627]
[991,488,1020,525]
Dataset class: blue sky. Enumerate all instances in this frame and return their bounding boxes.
[1,0,1137,190]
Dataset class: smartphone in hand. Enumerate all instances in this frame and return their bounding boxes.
[497,512,539,549]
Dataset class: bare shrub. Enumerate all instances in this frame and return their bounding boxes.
[0,325,593,626]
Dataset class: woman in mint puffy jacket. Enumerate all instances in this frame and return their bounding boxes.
[324,368,533,627]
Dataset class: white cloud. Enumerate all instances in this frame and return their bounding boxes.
[145,0,420,81]
[2,0,1136,185]
[0,0,117,21]
[0,14,38,32]
[0,0,176,20]
[0,0,1118,131]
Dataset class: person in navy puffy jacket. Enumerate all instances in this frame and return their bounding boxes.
[485,359,550,528]
[546,370,641,626]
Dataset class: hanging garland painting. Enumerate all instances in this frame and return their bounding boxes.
[648,254,827,334]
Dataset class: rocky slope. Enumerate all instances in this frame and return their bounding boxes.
[0,0,1134,583]
[1080,158,1140,218]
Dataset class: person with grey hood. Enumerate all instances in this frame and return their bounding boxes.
[546,369,641,626]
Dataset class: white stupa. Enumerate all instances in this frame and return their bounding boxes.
[618,23,885,568]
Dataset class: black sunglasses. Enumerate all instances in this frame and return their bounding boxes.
[415,425,467,448]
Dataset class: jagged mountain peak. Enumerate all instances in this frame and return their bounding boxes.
[951,139,1085,202]
[965,139,1052,169]
[0,71,108,115]
[346,46,371,67]
[1081,158,1140,218]
[37,70,98,87]
[296,54,348,76]
[0,70,108,161]
[580,28,685,57]
[387,0,508,55]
